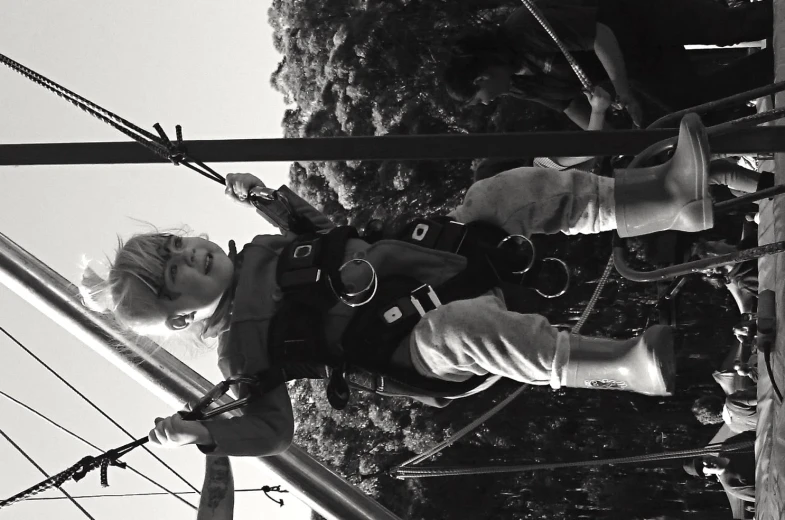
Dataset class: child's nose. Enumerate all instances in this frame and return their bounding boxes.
[178,249,196,267]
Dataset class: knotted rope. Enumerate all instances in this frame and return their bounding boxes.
[0,438,142,509]
[0,52,225,186]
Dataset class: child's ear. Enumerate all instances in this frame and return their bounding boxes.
[166,312,196,331]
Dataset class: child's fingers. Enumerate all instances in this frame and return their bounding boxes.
[225,173,264,205]
[148,417,167,444]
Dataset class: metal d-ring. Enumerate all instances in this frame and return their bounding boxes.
[497,234,536,275]
[328,258,378,307]
[534,257,570,299]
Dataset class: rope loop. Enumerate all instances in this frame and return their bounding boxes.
[153,123,188,165]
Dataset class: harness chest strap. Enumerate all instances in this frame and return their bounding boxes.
[266,218,547,407]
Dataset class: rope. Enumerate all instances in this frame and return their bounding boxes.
[0,389,197,511]
[519,0,591,91]
[0,326,199,495]
[25,487,283,501]
[0,428,96,518]
[393,385,529,472]
[0,52,225,186]
[392,439,754,479]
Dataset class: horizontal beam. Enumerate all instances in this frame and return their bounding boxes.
[1,128,782,166]
[0,231,401,520]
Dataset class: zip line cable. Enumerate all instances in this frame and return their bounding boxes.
[0,389,197,511]
[0,427,96,520]
[0,326,199,495]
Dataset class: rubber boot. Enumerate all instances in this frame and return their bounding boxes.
[615,113,713,238]
[562,325,676,396]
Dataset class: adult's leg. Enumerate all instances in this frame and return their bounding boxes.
[709,159,761,196]
[639,47,773,111]
[683,48,774,108]
[639,0,771,46]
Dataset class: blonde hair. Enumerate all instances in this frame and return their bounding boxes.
[81,231,179,335]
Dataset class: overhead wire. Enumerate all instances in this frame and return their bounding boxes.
[26,488,271,501]
[0,326,200,497]
[0,389,197,511]
[0,428,96,520]
[0,52,226,187]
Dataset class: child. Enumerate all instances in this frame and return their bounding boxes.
[88,114,715,457]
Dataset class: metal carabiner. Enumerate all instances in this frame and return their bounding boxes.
[180,375,260,421]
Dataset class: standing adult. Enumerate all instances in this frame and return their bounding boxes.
[444,0,772,128]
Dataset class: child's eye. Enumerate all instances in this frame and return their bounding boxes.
[174,237,184,249]
[170,264,178,283]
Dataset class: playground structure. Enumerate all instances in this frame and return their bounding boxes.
[1,5,785,520]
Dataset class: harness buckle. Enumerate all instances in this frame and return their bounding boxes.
[380,284,442,324]
[409,219,467,253]
[279,267,322,289]
[410,284,441,317]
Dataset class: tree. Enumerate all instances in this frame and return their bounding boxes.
[266,0,738,517]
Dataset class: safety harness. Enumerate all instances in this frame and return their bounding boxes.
[262,215,569,410]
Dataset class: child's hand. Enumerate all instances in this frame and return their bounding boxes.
[225,173,267,205]
[584,86,612,113]
[148,413,214,448]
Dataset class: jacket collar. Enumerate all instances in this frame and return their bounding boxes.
[201,240,241,339]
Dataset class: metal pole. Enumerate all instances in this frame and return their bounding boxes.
[2,127,785,165]
[0,231,401,520]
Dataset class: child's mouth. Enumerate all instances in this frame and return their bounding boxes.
[205,253,212,275]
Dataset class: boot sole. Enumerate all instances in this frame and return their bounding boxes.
[678,114,714,232]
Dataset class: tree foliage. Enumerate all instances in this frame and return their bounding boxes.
[267,1,742,518]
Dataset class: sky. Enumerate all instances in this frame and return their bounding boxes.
[0,2,313,519]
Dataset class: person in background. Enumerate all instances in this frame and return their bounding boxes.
[683,431,755,504]
[445,0,772,128]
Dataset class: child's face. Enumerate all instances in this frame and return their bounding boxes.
[157,236,234,323]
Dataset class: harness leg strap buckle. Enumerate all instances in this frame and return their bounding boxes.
[410,285,441,317]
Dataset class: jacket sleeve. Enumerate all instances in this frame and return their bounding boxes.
[254,185,335,234]
[199,322,295,457]
[278,185,335,232]
[450,166,614,236]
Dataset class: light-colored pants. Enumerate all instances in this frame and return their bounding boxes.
[407,167,615,393]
